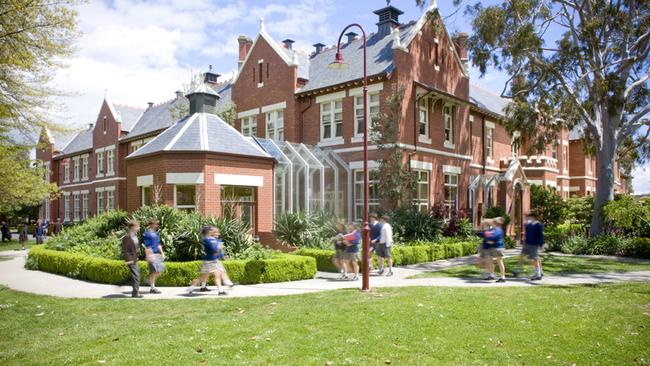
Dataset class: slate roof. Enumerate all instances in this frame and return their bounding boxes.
[59,128,93,156]
[469,83,511,117]
[112,104,145,132]
[50,130,78,152]
[127,113,270,159]
[186,84,219,97]
[213,82,233,112]
[123,96,187,141]
[297,22,417,94]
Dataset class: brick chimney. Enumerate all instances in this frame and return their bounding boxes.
[452,32,469,68]
[373,1,403,38]
[238,35,253,69]
[282,39,295,50]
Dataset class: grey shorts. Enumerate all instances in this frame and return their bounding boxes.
[485,248,505,258]
[147,254,165,273]
[334,249,346,260]
[200,260,224,274]
[522,245,541,260]
[376,243,392,258]
[345,252,360,262]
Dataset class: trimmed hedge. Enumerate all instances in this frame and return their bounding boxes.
[295,241,478,272]
[26,245,316,286]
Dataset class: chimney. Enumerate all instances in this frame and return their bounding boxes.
[345,31,358,44]
[88,123,94,130]
[373,1,403,38]
[237,35,253,69]
[203,65,220,86]
[313,43,325,55]
[175,90,183,99]
[282,39,295,50]
[452,32,469,68]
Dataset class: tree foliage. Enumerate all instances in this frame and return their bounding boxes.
[464,0,650,235]
[530,184,567,227]
[604,195,650,237]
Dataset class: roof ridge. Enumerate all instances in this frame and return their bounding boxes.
[113,103,146,110]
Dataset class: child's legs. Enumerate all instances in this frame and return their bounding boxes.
[351,259,359,275]
[497,257,506,276]
[378,256,384,270]
[191,273,210,287]
[485,256,494,273]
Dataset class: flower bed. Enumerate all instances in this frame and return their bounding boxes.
[26,245,317,286]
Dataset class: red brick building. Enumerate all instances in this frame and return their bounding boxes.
[37,3,628,241]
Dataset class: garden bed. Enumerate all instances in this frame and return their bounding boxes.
[26,245,317,286]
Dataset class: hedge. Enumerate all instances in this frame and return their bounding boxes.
[294,241,478,272]
[26,245,317,286]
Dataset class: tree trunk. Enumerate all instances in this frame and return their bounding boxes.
[590,120,617,237]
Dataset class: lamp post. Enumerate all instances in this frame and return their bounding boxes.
[329,24,370,291]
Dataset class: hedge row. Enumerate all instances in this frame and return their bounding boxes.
[27,245,317,286]
[294,241,478,272]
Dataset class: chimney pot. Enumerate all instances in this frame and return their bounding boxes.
[345,31,358,44]
[282,39,295,50]
[313,43,325,55]
[88,123,93,130]
[147,102,154,108]
[175,90,183,99]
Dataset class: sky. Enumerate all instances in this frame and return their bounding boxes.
[49,0,650,193]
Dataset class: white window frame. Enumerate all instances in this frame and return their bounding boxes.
[72,157,80,182]
[97,192,104,215]
[64,159,70,183]
[563,145,569,173]
[106,148,115,176]
[82,193,88,219]
[265,110,284,141]
[141,185,152,207]
[443,104,455,149]
[242,116,257,137]
[551,142,558,160]
[106,190,114,212]
[413,170,430,212]
[587,156,593,175]
[96,151,105,178]
[486,126,494,162]
[320,99,343,142]
[354,93,380,137]
[174,185,196,211]
[64,194,70,222]
[418,98,430,143]
[81,156,89,180]
[353,169,379,221]
[444,173,459,212]
[73,193,80,222]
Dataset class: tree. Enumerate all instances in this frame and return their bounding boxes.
[462,1,649,236]
[0,1,79,211]
[371,83,416,210]
[530,185,567,227]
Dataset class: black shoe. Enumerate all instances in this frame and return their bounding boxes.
[131,293,143,298]
[149,288,162,294]
[218,291,227,296]
[199,287,211,292]
[530,275,543,281]
[496,278,506,283]
[386,271,394,277]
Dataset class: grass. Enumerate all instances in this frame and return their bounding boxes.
[0,284,649,365]
[411,254,650,279]
[0,238,37,252]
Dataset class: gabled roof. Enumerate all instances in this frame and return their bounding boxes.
[123,96,187,141]
[41,128,77,152]
[127,112,270,159]
[469,83,511,118]
[59,128,93,157]
[104,95,145,132]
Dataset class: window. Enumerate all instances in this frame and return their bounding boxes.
[354,169,379,221]
[73,157,80,182]
[64,159,70,183]
[175,185,196,212]
[258,63,263,83]
[588,156,592,175]
[106,149,115,176]
[433,39,440,67]
[242,116,257,137]
[486,127,494,160]
[97,152,104,177]
[444,174,459,211]
[320,100,343,140]
[142,186,151,207]
[131,143,141,153]
[82,193,88,219]
[106,190,114,212]
[563,145,568,172]
[354,93,380,136]
[64,195,70,222]
[221,186,256,230]
[443,105,454,146]
[97,192,104,215]
[419,98,429,138]
[73,193,80,221]
[265,110,284,141]
[551,143,558,160]
[413,170,430,212]
[103,116,107,134]
[82,156,89,180]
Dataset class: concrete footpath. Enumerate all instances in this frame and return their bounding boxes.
[0,249,649,300]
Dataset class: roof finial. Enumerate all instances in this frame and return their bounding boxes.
[104,88,108,98]
[387,0,391,6]
[259,17,265,32]
[209,64,212,71]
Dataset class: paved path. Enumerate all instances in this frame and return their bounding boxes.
[1,249,649,300]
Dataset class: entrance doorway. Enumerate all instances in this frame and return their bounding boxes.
[513,183,524,242]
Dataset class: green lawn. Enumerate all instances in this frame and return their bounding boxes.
[0,238,37,252]
[411,254,650,279]
[0,284,649,365]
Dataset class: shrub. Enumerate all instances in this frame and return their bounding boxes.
[273,211,337,249]
[622,238,650,259]
[27,245,316,285]
[583,235,632,256]
[565,196,594,226]
[293,248,338,272]
[560,235,589,254]
[484,206,511,227]
[390,208,443,242]
[530,185,567,226]
[603,195,650,237]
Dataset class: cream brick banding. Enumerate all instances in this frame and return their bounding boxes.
[214,173,264,187]
[136,175,153,187]
[166,173,205,185]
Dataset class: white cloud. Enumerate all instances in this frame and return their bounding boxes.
[632,166,650,194]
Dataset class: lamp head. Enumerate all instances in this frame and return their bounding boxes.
[328,52,349,70]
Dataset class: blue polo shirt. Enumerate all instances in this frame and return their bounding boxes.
[525,221,545,247]
[346,231,361,253]
[483,227,504,249]
[203,237,224,261]
[369,221,383,242]
[144,229,161,253]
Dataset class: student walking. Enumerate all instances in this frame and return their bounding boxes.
[34,220,46,244]
[515,212,545,280]
[482,217,507,283]
[368,214,382,271]
[53,218,63,236]
[18,220,29,250]
[1,221,11,242]
[144,219,165,294]
[187,226,228,295]
[342,223,361,281]
[332,223,349,279]
[122,220,142,298]
[377,215,394,276]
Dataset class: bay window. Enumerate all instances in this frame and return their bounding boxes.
[175,185,196,212]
